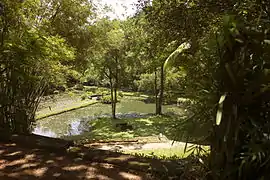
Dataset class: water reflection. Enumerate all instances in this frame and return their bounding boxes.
[33,126,57,138]
[33,99,180,138]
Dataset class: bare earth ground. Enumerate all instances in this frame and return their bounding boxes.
[0,143,154,180]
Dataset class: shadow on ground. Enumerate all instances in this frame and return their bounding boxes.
[0,142,153,180]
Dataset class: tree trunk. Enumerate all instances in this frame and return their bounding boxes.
[157,65,164,115]
[114,59,118,104]
[154,69,159,114]
[113,87,117,119]
[112,57,119,119]
[109,73,116,119]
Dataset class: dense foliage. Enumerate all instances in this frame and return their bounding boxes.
[138,0,270,179]
[1,0,270,179]
[0,0,75,133]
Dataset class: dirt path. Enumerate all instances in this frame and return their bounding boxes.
[0,143,154,180]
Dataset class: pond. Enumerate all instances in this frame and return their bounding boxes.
[33,98,181,138]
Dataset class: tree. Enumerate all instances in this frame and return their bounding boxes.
[135,0,206,114]
[15,0,97,90]
[37,0,95,72]
[0,0,74,133]
[91,19,126,119]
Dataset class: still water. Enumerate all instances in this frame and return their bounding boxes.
[33,99,180,138]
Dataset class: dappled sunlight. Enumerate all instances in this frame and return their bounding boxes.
[95,174,111,180]
[5,151,22,156]
[6,159,28,167]
[119,172,142,180]
[99,163,114,169]
[24,167,48,177]
[63,165,88,171]
[134,118,154,124]
[105,155,133,162]
[0,142,151,179]
[128,161,149,166]
[71,114,182,142]
[6,172,21,178]
[24,154,36,160]
[46,160,55,164]
[5,143,16,147]
[20,163,39,169]
[53,172,62,177]
[55,156,65,161]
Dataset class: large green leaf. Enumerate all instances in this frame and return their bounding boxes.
[216,94,226,126]
[163,42,190,70]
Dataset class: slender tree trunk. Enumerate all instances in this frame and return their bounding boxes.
[114,58,118,104]
[157,65,165,115]
[109,72,116,119]
[112,57,119,119]
[154,69,159,114]
[113,87,117,119]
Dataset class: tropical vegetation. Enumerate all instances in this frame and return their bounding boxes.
[0,0,270,179]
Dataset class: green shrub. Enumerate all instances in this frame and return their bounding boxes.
[81,92,94,100]
[96,88,109,96]
[135,73,157,93]
[101,95,111,104]
[81,94,88,100]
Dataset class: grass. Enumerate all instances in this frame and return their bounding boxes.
[64,111,209,147]
[64,113,209,159]
[65,115,178,142]
[125,144,210,159]
[125,146,187,159]
[122,92,140,96]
